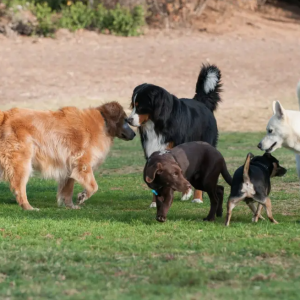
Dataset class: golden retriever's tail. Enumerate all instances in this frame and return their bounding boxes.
[241,153,255,197]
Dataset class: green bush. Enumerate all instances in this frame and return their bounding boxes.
[92,4,107,30]
[33,2,57,36]
[1,1,145,37]
[59,2,94,31]
[60,3,144,36]
[104,4,144,36]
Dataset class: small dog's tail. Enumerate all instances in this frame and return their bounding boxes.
[242,153,255,197]
[221,161,232,186]
[194,64,222,112]
[243,153,253,183]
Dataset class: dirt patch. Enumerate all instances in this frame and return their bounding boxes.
[0,6,300,131]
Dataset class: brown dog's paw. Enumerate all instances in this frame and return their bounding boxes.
[203,217,215,222]
[156,215,166,222]
[216,209,223,218]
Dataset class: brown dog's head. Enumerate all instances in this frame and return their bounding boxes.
[144,152,191,194]
[99,102,135,141]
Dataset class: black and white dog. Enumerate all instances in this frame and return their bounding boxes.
[127,64,223,207]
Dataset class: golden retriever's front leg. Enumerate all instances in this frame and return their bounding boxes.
[70,164,98,205]
[57,178,80,209]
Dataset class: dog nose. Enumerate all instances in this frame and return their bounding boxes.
[257,142,262,150]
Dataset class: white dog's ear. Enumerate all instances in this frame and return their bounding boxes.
[273,101,285,119]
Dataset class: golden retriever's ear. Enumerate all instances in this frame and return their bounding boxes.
[101,102,125,122]
[145,163,162,183]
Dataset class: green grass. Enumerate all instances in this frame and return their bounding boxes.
[0,132,300,300]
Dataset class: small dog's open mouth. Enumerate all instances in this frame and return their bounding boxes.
[266,142,277,153]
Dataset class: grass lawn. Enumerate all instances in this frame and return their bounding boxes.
[0,132,300,300]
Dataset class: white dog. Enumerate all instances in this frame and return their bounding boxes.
[258,82,300,180]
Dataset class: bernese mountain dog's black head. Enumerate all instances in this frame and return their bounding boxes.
[127,83,173,127]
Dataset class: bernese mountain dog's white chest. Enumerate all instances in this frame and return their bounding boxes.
[142,120,168,158]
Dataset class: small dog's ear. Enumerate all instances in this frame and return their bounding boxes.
[273,101,285,119]
[276,166,287,177]
[145,163,162,183]
[247,152,254,159]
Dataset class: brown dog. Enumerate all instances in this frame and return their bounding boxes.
[143,142,232,222]
[0,102,135,210]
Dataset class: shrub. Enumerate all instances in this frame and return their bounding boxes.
[104,4,144,36]
[33,2,57,36]
[1,1,145,37]
[60,3,144,36]
[92,4,108,30]
[59,2,94,31]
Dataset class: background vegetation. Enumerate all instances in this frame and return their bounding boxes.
[0,0,299,36]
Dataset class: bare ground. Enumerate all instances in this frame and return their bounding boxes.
[0,8,300,131]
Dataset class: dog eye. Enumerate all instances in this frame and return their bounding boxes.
[268,129,273,134]
[173,172,178,177]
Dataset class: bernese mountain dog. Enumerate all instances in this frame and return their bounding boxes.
[127,64,222,207]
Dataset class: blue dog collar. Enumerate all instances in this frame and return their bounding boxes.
[152,189,158,196]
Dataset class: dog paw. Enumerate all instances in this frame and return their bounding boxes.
[192,198,203,204]
[27,207,40,211]
[216,210,223,218]
[22,204,39,211]
[203,217,215,222]
[57,197,65,207]
[181,188,193,201]
[252,215,265,222]
[149,202,157,208]
[77,191,87,205]
[272,220,279,224]
[66,204,81,210]
[156,215,166,222]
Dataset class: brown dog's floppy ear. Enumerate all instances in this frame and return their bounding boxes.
[145,163,162,183]
[101,101,124,122]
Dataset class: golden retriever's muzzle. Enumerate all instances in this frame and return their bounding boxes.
[120,121,136,140]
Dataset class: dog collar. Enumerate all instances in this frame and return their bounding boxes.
[251,161,268,171]
[152,189,158,196]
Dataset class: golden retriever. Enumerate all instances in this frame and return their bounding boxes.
[0,101,135,210]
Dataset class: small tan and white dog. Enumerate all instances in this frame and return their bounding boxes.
[258,82,300,180]
[0,102,135,211]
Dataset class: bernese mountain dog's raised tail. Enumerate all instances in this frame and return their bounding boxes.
[194,64,222,112]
